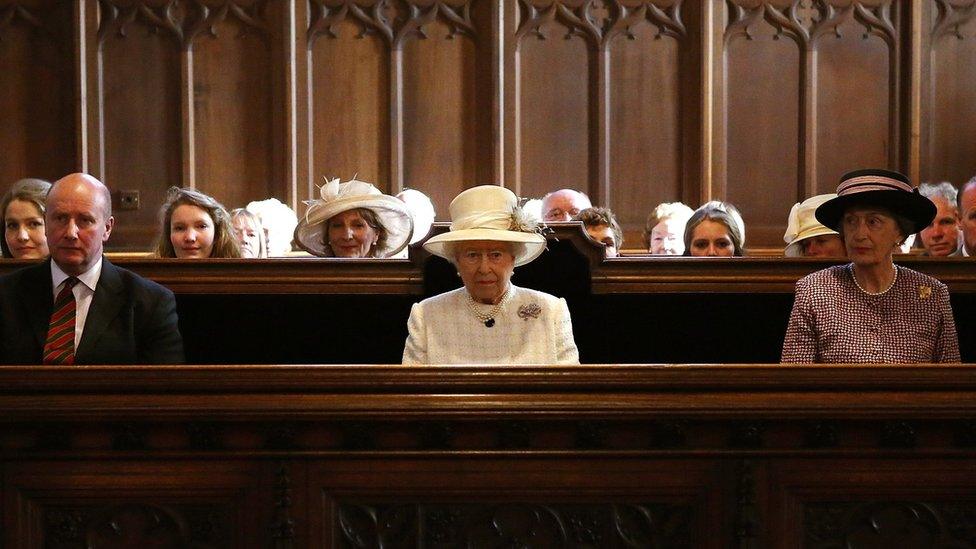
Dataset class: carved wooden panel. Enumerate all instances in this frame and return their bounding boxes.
[335,502,695,547]
[720,0,902,247]
[921,0,976,187]
[191,0,281,211]
[764,458,976,547]
[0,0,77,185]
[311,457,726,547]
[514,0,592,198]
[97,0,186,250]
[3,461,272,547]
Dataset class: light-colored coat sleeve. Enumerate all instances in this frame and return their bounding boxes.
[402,302,428,365]
[553,297,580,364]
[781,277,817,364]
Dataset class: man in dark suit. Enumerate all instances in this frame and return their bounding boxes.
[0,173,184,364]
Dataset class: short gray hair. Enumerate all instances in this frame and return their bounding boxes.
[918,181,958,205]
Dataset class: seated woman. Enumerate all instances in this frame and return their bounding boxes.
[294,178,412,258]
[154,187,241,258]
[783,194,845,258]
[683,201,746,257]
[643,201,693,255]
[2,178,51,259]
[230,208,267,258]
[246,198,298,256]
[402,185,579,365]
[782,169,960,363]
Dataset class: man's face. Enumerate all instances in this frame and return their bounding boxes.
[45,175,114,276]
[543,190,591,222]
[961,185,976,255]
[919,196,959,256]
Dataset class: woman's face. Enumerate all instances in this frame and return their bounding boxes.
[689,220,735,257]
[650,217,685,255]
[455,240,516,304]
[170,204,215,259]
[800,234,846,258]
[842,207,902,267]
[4,199,49,259]
[233,216,262,258]
[327,209,378,258]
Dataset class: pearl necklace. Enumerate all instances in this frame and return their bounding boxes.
[465,286,513,328]
[851,264,898,296]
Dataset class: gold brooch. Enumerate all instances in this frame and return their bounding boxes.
[919,285,932,299]
[518,303,541,321]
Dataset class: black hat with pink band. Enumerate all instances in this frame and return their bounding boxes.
[815,168,936,234]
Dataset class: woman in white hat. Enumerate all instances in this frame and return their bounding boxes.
[294,178,413,258]
[402,185,579,365]
[783,194,846,258]
[782,169,960,363]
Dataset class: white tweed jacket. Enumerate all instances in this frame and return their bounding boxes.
[402,285,580,365]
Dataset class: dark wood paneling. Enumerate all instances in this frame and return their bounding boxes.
[0,1,76,184]
[922,0,976,187]
[98,3,184,250]
[192,0,279,209]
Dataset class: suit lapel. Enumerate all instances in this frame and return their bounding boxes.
[22,260,55,349]
[76,257,124,360]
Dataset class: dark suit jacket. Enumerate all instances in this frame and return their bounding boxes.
[0,257,184,364]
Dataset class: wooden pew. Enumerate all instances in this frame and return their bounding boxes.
[1,224,973,363]
[2,364,976,547]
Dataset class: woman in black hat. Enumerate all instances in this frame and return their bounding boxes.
[781,169,960,363]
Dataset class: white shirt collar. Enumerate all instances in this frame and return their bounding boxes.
[50,257,104,292]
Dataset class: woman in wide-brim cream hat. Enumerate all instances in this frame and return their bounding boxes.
[402,185,579,365]
[294,178,412,258]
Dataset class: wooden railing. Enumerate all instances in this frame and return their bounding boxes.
[2,364,976,547]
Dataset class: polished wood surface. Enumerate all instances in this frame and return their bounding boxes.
[3,0,976,251]
[3,364,976,547]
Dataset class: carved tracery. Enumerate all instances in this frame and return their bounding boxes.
[96,0,269,49]
[307,0,475,49]
[515,0,685,51]
[725,0,896,50]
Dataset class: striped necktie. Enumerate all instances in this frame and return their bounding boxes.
[43,277,79,365]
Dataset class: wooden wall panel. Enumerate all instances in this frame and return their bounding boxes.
[98,9,184,250]
[401,16,480,214]
[308,17,389,198]
[922,0,976,187]
[814,9,898,194]
[0,1,76,185]
[609,26,684,247]
[192,2,279,210]
[514,4,591,199]
[723,5,801,247]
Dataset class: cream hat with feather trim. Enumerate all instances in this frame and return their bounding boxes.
[783,194,839,257]
[423,185,546,267]
[294,178,413,257]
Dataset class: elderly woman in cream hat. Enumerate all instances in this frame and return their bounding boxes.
[783,194,846,258]
[294,178,413,258]
[402,185,579,365]
[782,169,959,364]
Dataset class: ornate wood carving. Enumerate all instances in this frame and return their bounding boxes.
[515,0,685,51]
[271,463,296,547]
[729,422,764,449]
[44,503,228,547]
[725,0,896,50]
[931,0,976,42]
[879,420,917,448]
[307,0,475,49]
[96,0,269,49]
[804,501,976,548]
[0,3,44,41]
[804,420,839,448]
[336,502,694,546]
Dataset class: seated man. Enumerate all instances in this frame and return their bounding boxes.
[576,207,623,258]
[961,177,976,257]
[541,189,592,222]
[918,182,962,256]
[0,173,184,365]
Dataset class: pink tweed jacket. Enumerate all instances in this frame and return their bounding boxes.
[781,264,960,364]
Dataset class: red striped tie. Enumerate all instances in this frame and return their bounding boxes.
[42,277,79,365]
